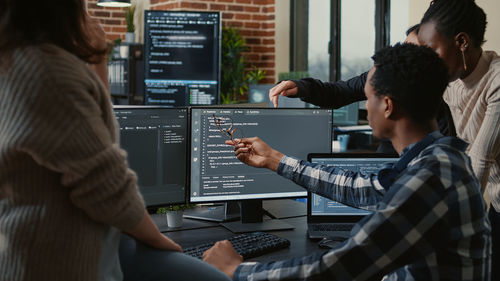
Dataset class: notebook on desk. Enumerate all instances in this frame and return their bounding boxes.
[306,153,399,239]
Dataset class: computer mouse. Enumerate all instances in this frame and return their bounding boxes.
[317,236,346,249]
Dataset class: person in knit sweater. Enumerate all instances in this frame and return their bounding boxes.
[417,1,499,279]
[0,1,230,280]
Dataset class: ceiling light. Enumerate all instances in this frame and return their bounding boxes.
[97,0,131,8]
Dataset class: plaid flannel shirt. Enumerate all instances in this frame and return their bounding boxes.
[234,132,491,281]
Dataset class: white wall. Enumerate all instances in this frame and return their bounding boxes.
[275,0,290,82]
[477,0,500,53]
[409,0,500,53]
[408,0,428,28]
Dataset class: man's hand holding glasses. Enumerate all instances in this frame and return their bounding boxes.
[212,114,243,144]
[212,114,283,171]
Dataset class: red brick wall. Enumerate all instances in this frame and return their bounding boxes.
[88,0,276,84]
[87,0,128,41]
[149,0,276,84]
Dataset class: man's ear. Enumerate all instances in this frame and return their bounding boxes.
[383,96,394,119]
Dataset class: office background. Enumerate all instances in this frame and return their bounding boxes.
[87,0,500,86]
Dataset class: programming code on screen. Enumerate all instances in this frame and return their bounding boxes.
[190,108,333,202]
[311,158,398,216]
[115,107,188,206]
[144,11,220,106]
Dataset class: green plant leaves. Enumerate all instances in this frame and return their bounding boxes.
[125,5,136,33]
[220,26,266,104]
[156,204,195,214]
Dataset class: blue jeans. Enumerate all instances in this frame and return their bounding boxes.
[489,205,499,280]
[119,234,232,281]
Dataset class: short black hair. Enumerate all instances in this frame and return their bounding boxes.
[370,43,449,123]
[406,24,420,36]
[421,0,487,47]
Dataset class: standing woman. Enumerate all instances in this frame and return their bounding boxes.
[0,1,230,281]
[418,0,499,277]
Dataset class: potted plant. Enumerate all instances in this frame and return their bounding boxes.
[156,204,195,228]
[221,26,266,104]
[124,5,135,43]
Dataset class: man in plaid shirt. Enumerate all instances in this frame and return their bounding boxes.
[203,44,491,280]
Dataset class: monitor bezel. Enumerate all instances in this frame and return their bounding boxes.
[188,106,334,204]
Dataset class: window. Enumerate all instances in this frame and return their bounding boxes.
[291,0,410,124]
[390,0,410,45]
[307,0,330,81]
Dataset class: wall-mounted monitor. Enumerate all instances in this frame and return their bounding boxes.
[144,11,221,106]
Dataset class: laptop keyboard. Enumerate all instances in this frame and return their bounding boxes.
[183,231,291,260]
[310,223,354,232]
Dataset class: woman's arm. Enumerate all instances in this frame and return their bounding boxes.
[293,72,368,108]
[125,210,182,252]
[467,88,500,194]
[268,72,368,108]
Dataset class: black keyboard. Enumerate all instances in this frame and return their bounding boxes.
[183,232,290,260]
[310,223,354,232]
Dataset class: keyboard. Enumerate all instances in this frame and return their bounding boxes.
[308,223,354,239]
[309,223,354,232]
[183,231,290,260]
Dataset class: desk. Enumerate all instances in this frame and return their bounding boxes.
[154,199,327,262]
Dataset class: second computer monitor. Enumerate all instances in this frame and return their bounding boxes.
[115,106,188,207]
[144,11,221,106]
[190,108,333,203]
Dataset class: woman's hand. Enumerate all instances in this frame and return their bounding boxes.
[268,80,299,108]
[125,210,183,252]
[203,240,243,279]
[156,235,183,252]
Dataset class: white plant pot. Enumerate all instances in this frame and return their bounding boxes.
[125,32,135,43]
[119,45,129,58]
[166,211,183,228]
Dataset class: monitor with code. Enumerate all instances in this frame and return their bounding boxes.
[190,108,333,203]
[114,106,188,207]
[144,11,220,106]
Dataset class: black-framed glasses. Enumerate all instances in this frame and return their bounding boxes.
[212,114,243,143]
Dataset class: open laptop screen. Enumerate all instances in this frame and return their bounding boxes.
[309,154,399,216]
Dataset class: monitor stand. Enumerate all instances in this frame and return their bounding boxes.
[221,200,294,233]
[183,202,240,222]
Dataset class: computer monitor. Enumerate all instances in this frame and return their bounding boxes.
[333,103,359,126]
[114,106,188,207]
[189,107,333,232]
[308,154,399,217]
[144,10,221,106]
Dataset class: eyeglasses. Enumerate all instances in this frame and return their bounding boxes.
[212,114,243,143]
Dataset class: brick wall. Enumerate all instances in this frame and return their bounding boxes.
[87,0,128,41]
[88,0,276,84]
[150,0,276,84]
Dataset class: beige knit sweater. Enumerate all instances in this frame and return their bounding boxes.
[444,50,500,212]
[0,45,145,280]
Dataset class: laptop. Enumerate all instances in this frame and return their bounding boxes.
[306,153,399,239]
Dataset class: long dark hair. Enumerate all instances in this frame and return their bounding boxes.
[0,0,106,63]
[421,0,487,48]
